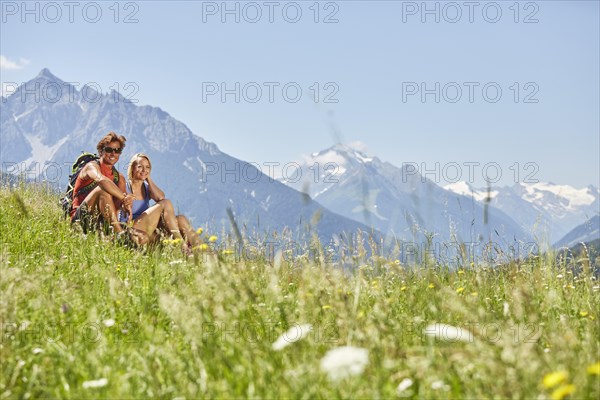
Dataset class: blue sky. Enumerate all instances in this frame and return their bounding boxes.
[1,0,599,187]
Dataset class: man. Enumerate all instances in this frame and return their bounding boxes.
[70,131,140,241]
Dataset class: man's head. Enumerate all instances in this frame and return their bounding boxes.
[97,131,126,166]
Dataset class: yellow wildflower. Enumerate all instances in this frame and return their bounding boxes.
[542,371,568,388]
[196,227,203,235]
[579,311,588,317]
[587,362,600,375]
[428,283,435,289]
[456,287,464,294]
[322,305,332,310]
[457,270,464,275]
[550,384,575,400]
[222,249,235,255]
[208,235,218,243]
[199,243,209,251]
[400,286,407,291]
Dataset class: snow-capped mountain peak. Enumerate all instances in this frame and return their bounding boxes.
[519,182,597,209]
[444,181,599,243]
[444,181,498,203]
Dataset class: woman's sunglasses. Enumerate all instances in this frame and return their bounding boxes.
[104,147,123,154]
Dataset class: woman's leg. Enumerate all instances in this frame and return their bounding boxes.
[132,203,164,239]
[157,199,183,239]
[176,215,201,248]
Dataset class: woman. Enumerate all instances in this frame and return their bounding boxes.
[120,153,201,248]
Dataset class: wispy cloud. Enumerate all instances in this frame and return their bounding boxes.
[0,55,30,70]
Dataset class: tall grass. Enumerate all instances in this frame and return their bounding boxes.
[1,183,598,399]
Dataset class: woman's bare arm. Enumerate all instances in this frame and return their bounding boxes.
[146,176,165,202]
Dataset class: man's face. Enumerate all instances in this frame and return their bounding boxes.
[101,141,123,166]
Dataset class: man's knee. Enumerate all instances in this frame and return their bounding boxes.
[98,190,115,203]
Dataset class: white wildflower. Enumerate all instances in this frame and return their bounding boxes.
[396,378,414,395]
[431,380,450,391]
[424,323,474,343]
[320,346,369,381]
[82,378,108,389]
[272,324,312,350]
[103,319,115,327]
[32,348,43,355]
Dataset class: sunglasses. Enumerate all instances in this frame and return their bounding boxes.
[104,147,123,154]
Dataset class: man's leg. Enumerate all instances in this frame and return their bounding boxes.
[81,186,123,233]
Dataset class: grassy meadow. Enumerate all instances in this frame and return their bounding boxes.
[1,183,599,399]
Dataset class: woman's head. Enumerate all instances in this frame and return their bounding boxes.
[128,153,152,181]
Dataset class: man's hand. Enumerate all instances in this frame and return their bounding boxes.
[121,194,135,223]
[121,193,135,208]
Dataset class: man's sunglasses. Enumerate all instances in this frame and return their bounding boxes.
[104,147,123,154]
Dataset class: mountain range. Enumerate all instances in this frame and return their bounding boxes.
[444,181,599,244]
[0,69,376,244]
[2,69,597,253]
[278,144,532,248]
[553,215,600,249]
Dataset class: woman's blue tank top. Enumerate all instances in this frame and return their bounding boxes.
[120,181,150,222]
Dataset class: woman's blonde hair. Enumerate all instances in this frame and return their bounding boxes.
[127,153,152,181]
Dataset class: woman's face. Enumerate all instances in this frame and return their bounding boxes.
[133,157,151,180]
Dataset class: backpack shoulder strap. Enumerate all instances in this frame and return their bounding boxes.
[112,166,120,184]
